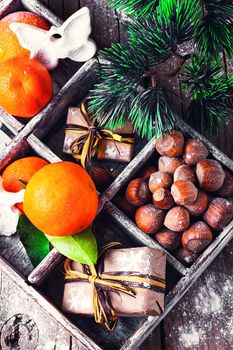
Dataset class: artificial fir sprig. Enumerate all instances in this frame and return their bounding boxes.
[181,54,233,134]
[89,43,177,138]
[130,86,176,139]
[126,0,201,65]
[89,43,147,129]
[90,0,233,140]
[107,0,159,18]
[196,0,233,59]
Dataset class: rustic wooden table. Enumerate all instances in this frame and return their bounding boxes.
[0,1,233,349]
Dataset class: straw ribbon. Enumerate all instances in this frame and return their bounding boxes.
[66,103,134,168]
[64,243,166,331]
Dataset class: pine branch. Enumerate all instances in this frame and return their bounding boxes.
[125,14,172,65]
[181,54,233,134]
[107,0,159,18]
[126,0,201,65]
[196,0,233,58]
[89,43,177,139]
[88,43,147,129]
[129,87,177,139]
[156,0,201,44]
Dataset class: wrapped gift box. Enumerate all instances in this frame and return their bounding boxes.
[63,106,134,163]
[62,247,166,318]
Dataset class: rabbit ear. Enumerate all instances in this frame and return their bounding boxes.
[60,7,92,42]
[9,23,47,57]
[69,39,97,62]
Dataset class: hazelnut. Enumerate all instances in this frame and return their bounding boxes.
[183,139,209,165]
[138,166,158,181]
[155,228,181,251]
[174,165,197,184]
[149,171,173,193]
[152,188,174,209]
[113,196,136,219]
[184,190,209,216]
[158,156,184,175]
[164,206,190,232]
[155,130,184,157]
[171,180,198,206]
[135,204,165,234]
[125,178,151,207]
[203,197,233,230]
[182,221,213,253]
[196,159,225,192]
[217,169,233,198]
[176,248,199,267]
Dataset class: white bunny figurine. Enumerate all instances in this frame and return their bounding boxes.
[9,7,97,70]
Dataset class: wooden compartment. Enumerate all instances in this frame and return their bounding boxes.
[39,209,182,350]
[109,122,233,269]
[0,1,233,349]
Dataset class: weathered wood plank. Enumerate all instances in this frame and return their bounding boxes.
[163,239,233,350]
[47,0,64,20]
[79,0,119,49]
[63,0,80,19]
[0,267,88,350]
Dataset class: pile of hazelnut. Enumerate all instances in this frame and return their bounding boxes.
[125,130,233,266]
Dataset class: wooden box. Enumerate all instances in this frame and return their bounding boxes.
[0,1,233,349]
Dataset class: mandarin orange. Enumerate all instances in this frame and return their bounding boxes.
[0,11,50,63]
[23,162,98,236]
[0,56,53,118]
[2,156,49,212]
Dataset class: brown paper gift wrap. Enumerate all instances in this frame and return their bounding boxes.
[63,107,134,163]
[63,107,93,155]
[62,247,166,317]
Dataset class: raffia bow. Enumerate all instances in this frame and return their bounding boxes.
[65,103,134,168]
[64,243,166,331]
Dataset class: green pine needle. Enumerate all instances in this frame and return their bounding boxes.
[107,0,159,18]
[196,0,233,58]
[126,14,173,65]
[156,0,202,44]
[129,87,177,139]
[181,54,233,134]
[89,43,147,128]
[126,0,202,64]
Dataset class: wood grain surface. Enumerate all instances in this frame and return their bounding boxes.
[0,1,232,349]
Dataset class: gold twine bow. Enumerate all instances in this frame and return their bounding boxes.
[64,243,166,331]
[65,103,134,168]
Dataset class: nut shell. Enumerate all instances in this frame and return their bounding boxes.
[155,130,184,157]
[203,197,233,230]
[183,139,209,165]
[155,228,181,251]
[184,190,209,216]
[217,169,233,198]
[152,188,174,209]
[174,165,196,184]
[125,178,151,207]
[176,248,199,267]
[158,156,184,175]
[182,221,213,253]
[164,206,190,232]
[196,159,225,192]
[135,204,165,234]
[149,171,172,193]
[171,180,198,206]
